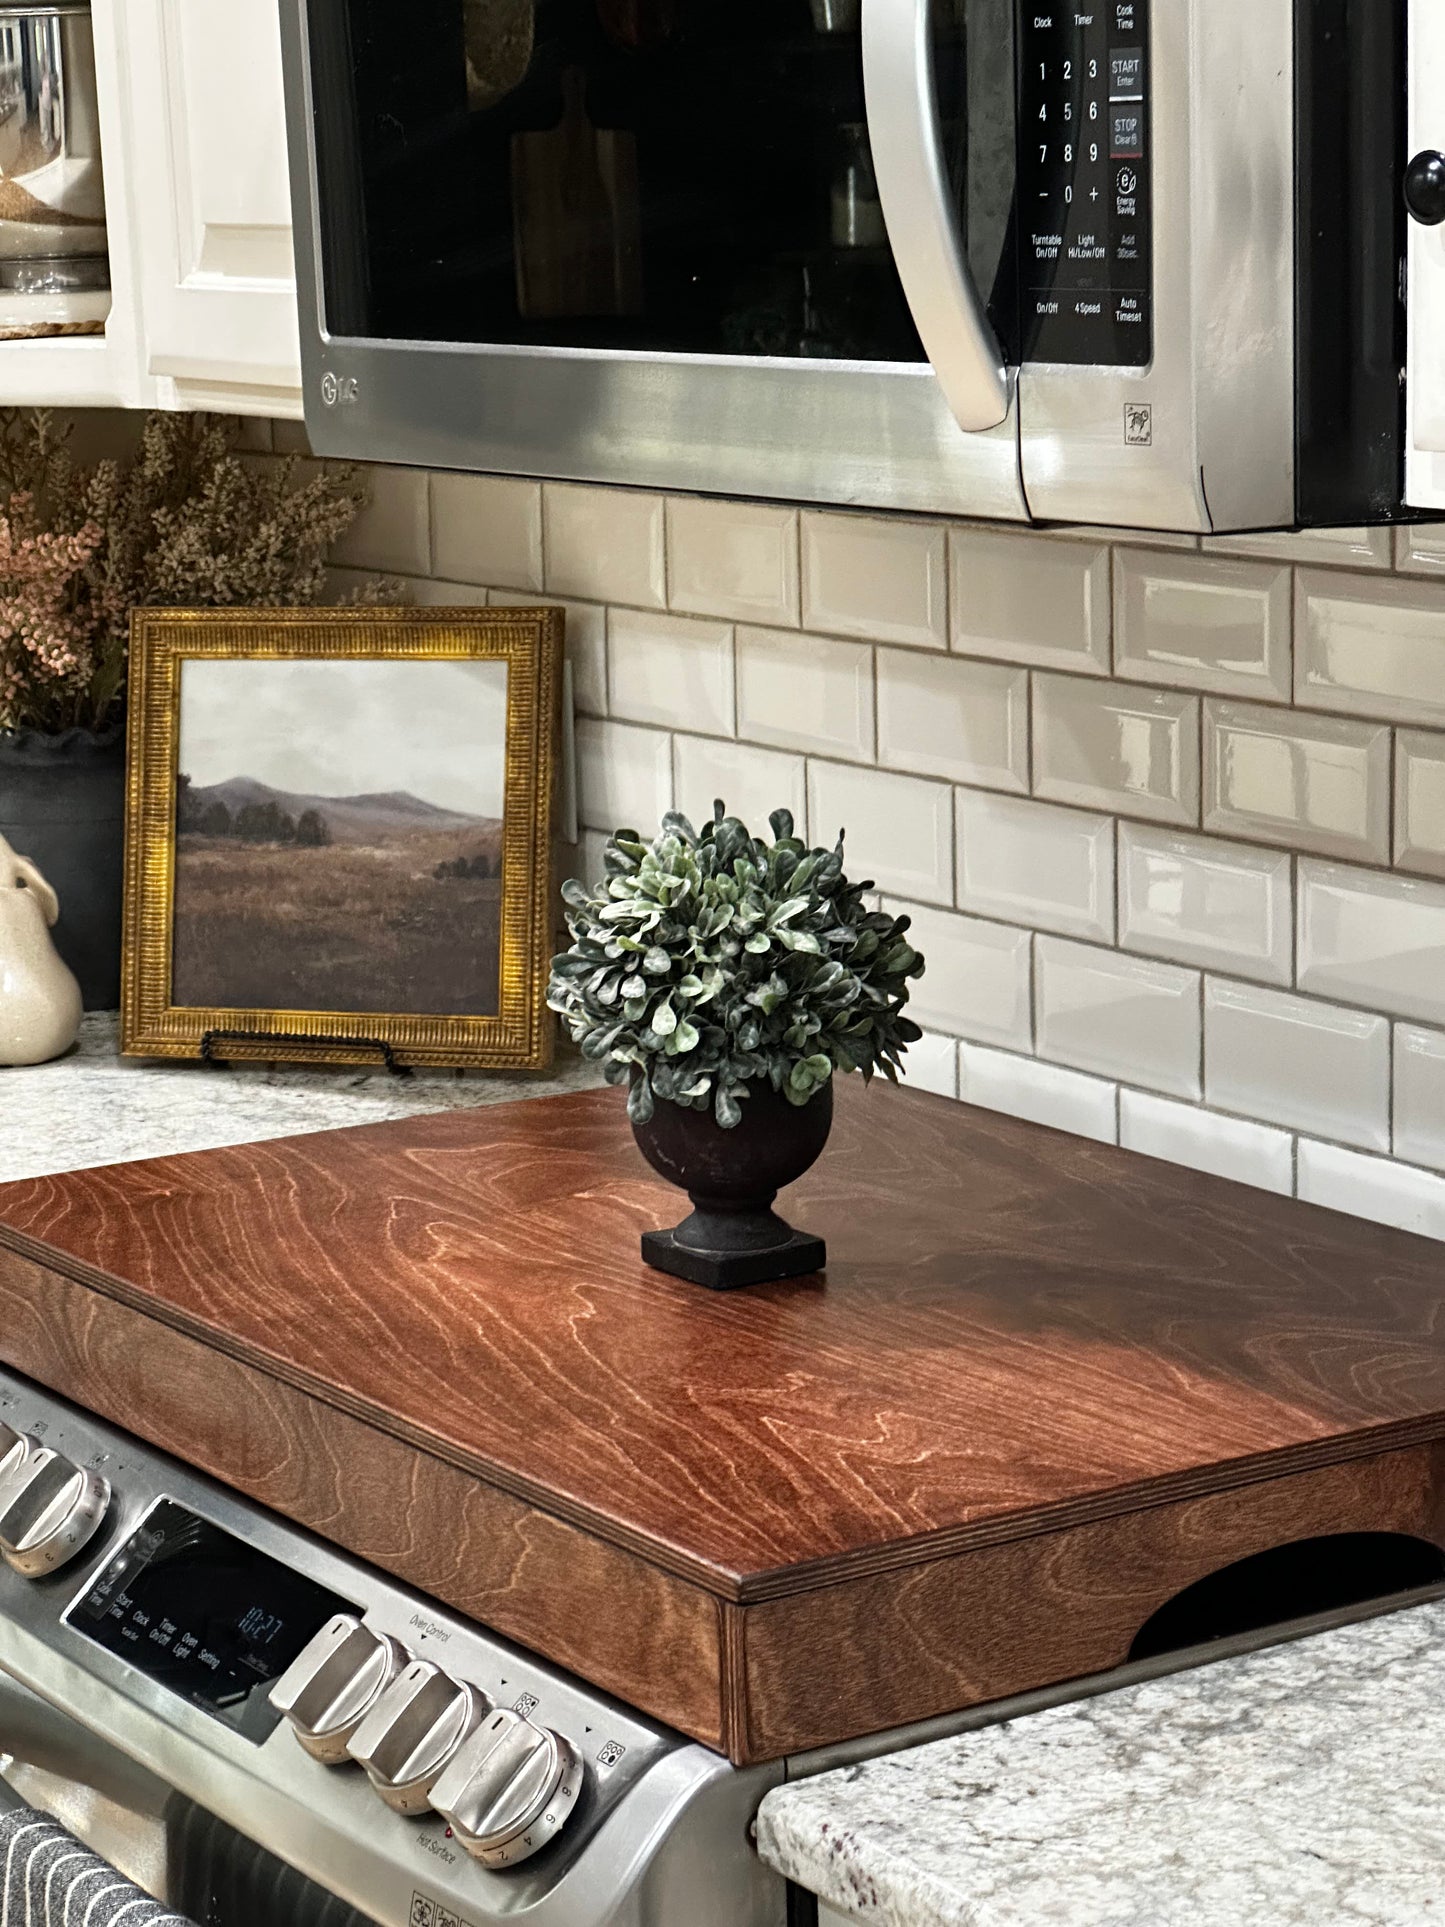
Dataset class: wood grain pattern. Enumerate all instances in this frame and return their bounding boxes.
[5,1079,1445,1761]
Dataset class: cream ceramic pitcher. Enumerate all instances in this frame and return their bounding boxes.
[0,833,82,1066]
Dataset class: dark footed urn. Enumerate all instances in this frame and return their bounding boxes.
[631,1080,832,1290]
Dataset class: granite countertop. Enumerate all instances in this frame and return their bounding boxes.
[756,1599,1445,1926]
[1,1013,602,1183]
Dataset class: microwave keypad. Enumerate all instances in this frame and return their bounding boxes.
[1017,0,1152,367]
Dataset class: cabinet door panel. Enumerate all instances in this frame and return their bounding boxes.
[1406,0,1445,508]
[130,0,302,413]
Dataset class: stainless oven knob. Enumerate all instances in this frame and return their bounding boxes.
[0,1445,109,1578]
[268,1614,409,1764]
[346,1660,489,1814]
[0,1422,25,1481]
[429,1708,584,1868]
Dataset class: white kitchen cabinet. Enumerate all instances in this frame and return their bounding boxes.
[1406,0,1445,508]
[118,0,303,417]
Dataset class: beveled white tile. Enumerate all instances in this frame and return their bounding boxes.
[543,484,666,609]
[608,609,734,736]
[1036,937,1201,1098]
[1394,524,1445,576]
[563,827,614,894]
[1394,731,1445,878]
[876,651,1029,792]
[950,529,1110,675]
[1204,977,1389,1149]
[575,718,672,832]
[736,627,873,762]
[1296,570,1445,727]
[667,496,800,625]
[672,736,806,839]
[489,593,606,717]
[808,763,953,905]
[330,465,430,575]
[1118,824,1292,984]
[959,1042,1118,1143]
[900,1030,959,1099]
[1297,859,1445,1026]
[1032,675,1199,825]
[882,899,1033,1048]
[801,511,947,650]
[1203,526,1392,569]
[1114,550,1292,700]
[1203,700,1389,863]
[956,792,1114,942]
[1297,1140,1445,1242]
[1394,1026,1445,1174]
[1119,1090,1294,1195]
[431,473,543,590]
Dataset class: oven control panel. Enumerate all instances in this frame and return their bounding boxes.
[1017,0,1153,366]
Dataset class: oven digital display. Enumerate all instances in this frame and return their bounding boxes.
[67,1500,355,1743]
[1016,0,1153,367]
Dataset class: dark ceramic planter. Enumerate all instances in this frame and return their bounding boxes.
[0,726,125,1010]
[632,1079,832,1289]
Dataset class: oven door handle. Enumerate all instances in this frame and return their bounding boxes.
[862,0,1012,432]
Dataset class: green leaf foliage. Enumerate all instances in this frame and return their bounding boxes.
[548,802,925,1128]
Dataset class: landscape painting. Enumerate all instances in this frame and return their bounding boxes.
[170,655,510,1017]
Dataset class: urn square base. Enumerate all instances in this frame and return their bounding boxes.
[640,1226,827,1289]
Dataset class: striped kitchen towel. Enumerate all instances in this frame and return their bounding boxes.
[0,1806,195,1927]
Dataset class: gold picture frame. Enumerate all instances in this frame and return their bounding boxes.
[121,606,564,1070]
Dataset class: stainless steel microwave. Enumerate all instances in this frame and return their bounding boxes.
[278,0,1406,535]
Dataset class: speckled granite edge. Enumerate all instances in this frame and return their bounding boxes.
[756,1598,1445,1927]
[0,1013,604,1184]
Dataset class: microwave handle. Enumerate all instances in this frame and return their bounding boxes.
[862,0,1012,431]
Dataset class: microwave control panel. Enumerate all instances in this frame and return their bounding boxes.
[1016,0,1152,366]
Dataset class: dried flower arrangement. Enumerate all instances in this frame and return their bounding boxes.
[0,411,374,736]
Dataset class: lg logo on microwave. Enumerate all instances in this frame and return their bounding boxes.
[319,370,359,407]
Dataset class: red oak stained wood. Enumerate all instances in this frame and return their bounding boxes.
[5,1079,1445,1759]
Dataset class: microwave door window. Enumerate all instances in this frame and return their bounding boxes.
[308,0,1013,366]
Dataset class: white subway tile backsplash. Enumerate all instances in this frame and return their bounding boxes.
[544,485,666,608]
[809,763,953,904]
[1297,1140,1445,1241]
[950,529,1110,674]
[1204,526,1392,570]
[672,735,805,835]
[1036,938,1201,1098]
[1119,1091,1294,1195]
[801,511,947,650]
[1032,676,1199,824]
[1118,824,1292,984]
[1394,525,1445,576]
[1394,730,1445,878]
[900,1030,959,1099]
[1202,700,1389,863]
[431,473,543,590]
[576,719,672,831]
[959,1042,1118,1143]
[607,609,734,735]
[735,627,873,762]
[956,792,1113,941]
[667,497,800,625]
[1394,1026,1445,1174]
[331,465,430,576]
[1295,570,1445,726]
[1204,978,1389,1150]
[875,651,1029,792]
[1297,860,1445,1026]
[885,901,1033,1048]
[1114,550,1292,700]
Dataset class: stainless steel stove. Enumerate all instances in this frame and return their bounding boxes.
[0,1365,780,1927]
